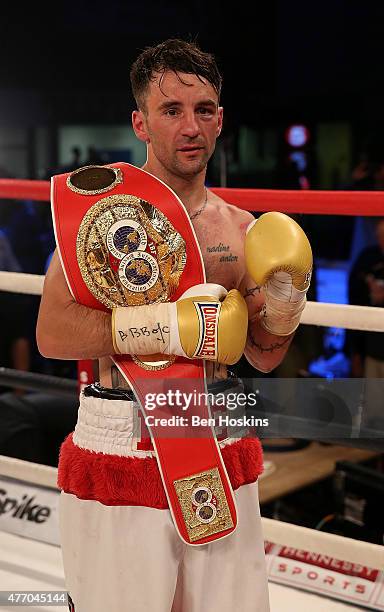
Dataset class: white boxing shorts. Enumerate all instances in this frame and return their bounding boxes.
[58,381,270,612]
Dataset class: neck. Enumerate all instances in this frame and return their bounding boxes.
[142,158,207,213]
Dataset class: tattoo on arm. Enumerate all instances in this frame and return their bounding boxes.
[244,286,262,299]
[248,328,292,353]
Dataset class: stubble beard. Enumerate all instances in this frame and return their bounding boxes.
[171,151,210,177]
[148,133,214,179]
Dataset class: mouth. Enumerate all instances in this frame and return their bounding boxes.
[178,146,204,153]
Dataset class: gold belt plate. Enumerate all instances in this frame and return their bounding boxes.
[174,467,234,542]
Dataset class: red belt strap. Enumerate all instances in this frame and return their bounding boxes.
[51,162,237,545]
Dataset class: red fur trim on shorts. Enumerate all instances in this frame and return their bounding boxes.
[58,434,263,509]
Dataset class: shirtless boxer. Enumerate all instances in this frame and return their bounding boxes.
[37,39,311,612]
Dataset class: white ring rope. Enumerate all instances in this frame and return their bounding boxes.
[0,454,382,570]
[0,454,57,489]
[1,270,383,332]
[261,517,384,571]
[0,271,45,295]
[300,300,384,332]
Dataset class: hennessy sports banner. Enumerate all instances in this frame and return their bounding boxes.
[265,541,384,610]
[51,162,237,546]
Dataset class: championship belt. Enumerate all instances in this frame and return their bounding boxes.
[51,163,238,545]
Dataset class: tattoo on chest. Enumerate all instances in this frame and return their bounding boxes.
[206,243,238,263]
[248,329,291,353]
[244,286,262,298]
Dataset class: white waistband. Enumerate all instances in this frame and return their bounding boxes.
[73,393,153,457]
[72,393,240,458]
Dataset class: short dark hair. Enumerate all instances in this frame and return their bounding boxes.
[130,39,222,111]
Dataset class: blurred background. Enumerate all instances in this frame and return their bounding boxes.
[1,1,382,375]
[0,0,383,546]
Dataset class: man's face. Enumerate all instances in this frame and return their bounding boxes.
[134,71,223,178]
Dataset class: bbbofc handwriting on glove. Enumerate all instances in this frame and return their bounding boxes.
[112,283,248,365]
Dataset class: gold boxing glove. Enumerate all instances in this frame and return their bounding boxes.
[112,283,248,365]
[245,212,313,336]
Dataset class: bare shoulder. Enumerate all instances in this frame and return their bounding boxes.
[45,249,64,282]
[43,249,73,302]
[207,190,255,235]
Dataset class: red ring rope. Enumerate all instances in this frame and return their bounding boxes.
[0,179,51,202]
[0,179,383,215]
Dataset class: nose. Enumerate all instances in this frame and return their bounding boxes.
[181,111,200,138]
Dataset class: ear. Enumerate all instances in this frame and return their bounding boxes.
[217,106,224,137]
[132,110,150,143]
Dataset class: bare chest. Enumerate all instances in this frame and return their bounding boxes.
[192,222,245,290]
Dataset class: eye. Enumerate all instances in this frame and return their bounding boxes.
[197,107,214,117]
[164,108,179,116]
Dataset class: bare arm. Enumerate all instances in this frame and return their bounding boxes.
[240,275,294,373]
[36,250,114,359]
[234,209,296,373]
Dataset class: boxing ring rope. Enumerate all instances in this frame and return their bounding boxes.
[0,270,45,295]
[1,178,384,593]
[2,178,383,331]
[0,366,78,396]
[0,455,57,490]
[0,453,382,571]
[1,178,383,215]
[1,269,384,331]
